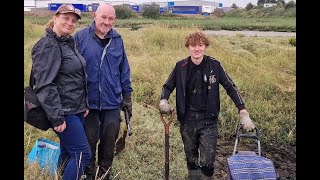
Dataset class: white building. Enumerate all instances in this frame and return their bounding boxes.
[142,0,220,12]
[49,0,140,5]
[24,0,51,11]
[264,3,276,8]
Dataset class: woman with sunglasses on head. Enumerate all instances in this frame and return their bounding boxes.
[30,4,91,180]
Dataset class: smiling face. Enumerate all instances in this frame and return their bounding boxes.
[185,32,210,63]
[53,13,78,37]
[94,3,116,38]
[188,42,207,62]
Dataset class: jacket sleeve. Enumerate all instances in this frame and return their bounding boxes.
[120,41,133,97]
[31,40,65,127]
[160,64,177,100]
[218,63,246,111]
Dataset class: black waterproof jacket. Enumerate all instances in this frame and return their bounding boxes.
[31,28,88,127]
[160,55,245,121]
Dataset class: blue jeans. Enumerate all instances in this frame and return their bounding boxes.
[55,113,91,180]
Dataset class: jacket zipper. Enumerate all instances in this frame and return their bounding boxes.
[99,38,112,110]
[68,43,87,111]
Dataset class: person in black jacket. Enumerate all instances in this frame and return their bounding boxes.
[31,4,91,180]
[159,31,255,179]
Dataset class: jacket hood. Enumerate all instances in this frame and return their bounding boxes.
[45,27,74,43]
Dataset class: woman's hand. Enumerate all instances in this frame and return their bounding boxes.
[84,110,89,117]
[54,121,66,133]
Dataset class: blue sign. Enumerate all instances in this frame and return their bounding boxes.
[218,3,223,8]
[92,3,99,12]
[131,5,140,12]
[160,7,165,14]
[48,3,87,12]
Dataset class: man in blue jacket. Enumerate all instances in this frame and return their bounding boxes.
[74,3,133,180]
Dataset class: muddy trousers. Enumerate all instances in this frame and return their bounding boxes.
[180,111,218,178]
[56,113,91,180]
[83,109,120,180]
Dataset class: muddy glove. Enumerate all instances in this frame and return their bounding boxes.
[239,110,255,131]
[121,94,132,118]
[159,99,173,114]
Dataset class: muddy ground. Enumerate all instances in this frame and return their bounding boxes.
[213,137,296,179]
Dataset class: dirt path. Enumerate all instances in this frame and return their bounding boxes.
[204,30,296,37]
[213,138,296,179]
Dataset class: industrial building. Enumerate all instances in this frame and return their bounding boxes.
[169,1,222,14]
[25,0,139,11]
[24,0,224,15]
[25,0,51,11]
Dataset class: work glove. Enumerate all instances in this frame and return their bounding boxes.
[159,99,173,114]
[121,94,132,118]
[239,110,255,131]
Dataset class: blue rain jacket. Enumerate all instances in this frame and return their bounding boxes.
[74,22,133,110]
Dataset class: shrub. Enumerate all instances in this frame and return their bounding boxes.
[285,1,296,9]
[212,8,225,18]
[289,37,296,46]
[277,0,286,7]
[115,5,135,19]
[246,3,254,11]
[142,2,160,19]
[231,3,239,9]
[130,24,142,31]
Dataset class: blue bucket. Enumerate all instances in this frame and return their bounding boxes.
[27,138,60,176]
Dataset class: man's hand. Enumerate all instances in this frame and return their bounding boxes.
[121,95,132,118]
[239,109,255,131]
[159,99,173,114]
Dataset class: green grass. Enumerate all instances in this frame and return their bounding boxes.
[24,13,296,32]
[226,5,296,18]
[24,17,295,179]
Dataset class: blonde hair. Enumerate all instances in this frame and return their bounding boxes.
[185,31,210,48]
[46,14,58,29]
[46,19,54,29]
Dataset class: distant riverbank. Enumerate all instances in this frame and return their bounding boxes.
[203,30,296,37]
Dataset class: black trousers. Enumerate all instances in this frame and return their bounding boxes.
[180,111,218,177]
[84,108,120,178]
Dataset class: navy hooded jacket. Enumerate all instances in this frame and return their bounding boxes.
[74,22,133,110]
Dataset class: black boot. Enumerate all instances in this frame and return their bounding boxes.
[83,174,94,180]
[188,169,202,180]
[97,166,111,180]
[84,163,96,180]
[199,173,213,180]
